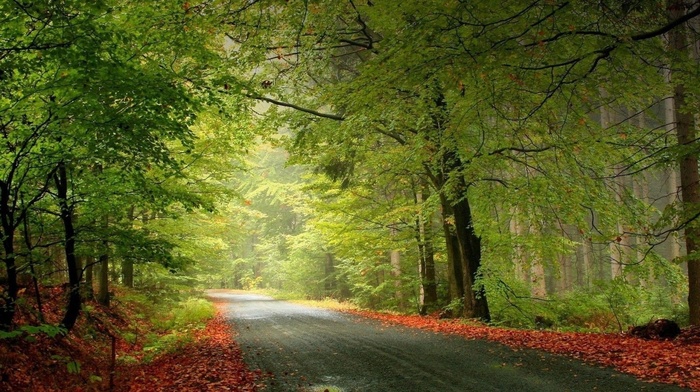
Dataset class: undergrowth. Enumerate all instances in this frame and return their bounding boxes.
[0,285,216,391]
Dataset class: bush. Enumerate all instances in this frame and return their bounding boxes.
[486,277,686,332]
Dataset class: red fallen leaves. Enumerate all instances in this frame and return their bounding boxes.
[1,288,259,392]
[117,307,260,392]
[347,310,700,391]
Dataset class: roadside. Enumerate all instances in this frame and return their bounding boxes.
[5,289,697,391]
[115,310,260,392]
[347,310,700,391]
[0,287,260,392]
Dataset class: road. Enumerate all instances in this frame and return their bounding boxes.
[210,291,688,392]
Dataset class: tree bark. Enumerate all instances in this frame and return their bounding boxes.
[415,190,438,315]
[0,182,17,330]
[390,247,404,309]
[440,198,464,306]
[324,252,336,293]
[451,191,490,320]
[85,257,94,300]
[97,216,110,306]
[668,0,700,325]
[55,162,81,331]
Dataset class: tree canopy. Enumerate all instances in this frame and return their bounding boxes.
[2,0,700,336]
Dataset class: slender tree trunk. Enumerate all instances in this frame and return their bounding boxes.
[85,257,94,300]
[664,68,684,262]
[388,226,405,309]
[600,100,629,279]
[415,187,438,314]
[97,216,110,306]
[122,257,134,288]
[0,220,17,329]
[510,213,529,283]
[390,247,404,309]
[440,197,464,305]
[23,217,44,323]
[122,205,136,288]
[419,220,438,313]
[55,162,81,331]
[423,231,437,309]
[324,252,335,293]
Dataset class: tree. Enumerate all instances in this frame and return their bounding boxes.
[667,0,700,325]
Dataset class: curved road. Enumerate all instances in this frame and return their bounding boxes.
[210,291,688,392]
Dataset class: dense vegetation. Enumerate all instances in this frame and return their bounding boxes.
[3,2,700,387]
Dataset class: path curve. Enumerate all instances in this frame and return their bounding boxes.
[210,291,688,392]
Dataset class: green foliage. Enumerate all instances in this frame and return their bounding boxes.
[151,297,215,332]
[487,278,687,332]
[0,324,67,341]
[119,294,216,362]
[50,356,81,375]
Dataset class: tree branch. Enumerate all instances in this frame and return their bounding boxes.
[631,4,700,42]
[247,94,345,121]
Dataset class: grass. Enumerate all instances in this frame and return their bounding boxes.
[304,385,344,392]
[289,297,358,312]
[245,288,360,312]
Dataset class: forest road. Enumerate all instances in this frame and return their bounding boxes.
[210,291,688,392]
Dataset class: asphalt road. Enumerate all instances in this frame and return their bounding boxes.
[210,291,688,392]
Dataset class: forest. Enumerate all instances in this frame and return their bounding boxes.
[2,0,700,390]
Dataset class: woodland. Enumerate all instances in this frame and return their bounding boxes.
[3,0,700,390]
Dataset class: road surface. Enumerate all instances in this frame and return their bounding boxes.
[210,291,688,392]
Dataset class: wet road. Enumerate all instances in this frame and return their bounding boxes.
[210,291,688,392]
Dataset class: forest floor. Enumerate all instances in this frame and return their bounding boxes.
[1,289,700,391]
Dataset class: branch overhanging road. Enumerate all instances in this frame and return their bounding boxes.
[211,291,688,392]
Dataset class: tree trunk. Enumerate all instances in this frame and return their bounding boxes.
[425,91,489,319]
[324,252,336,293]
[664,68,684,262]
[510,213,529,284]
[452,191,490,320]
[0,224,17,330]
[415,194,438,314]
[23,218,44,323]
[440,198,464,305]
[85,257,94,300]
[669,0,700,325]
[122,205,136,288]
[55,162,81,331]
[97,216,110,306]
[97,252,110,306]
[122,257,133,288]
[390,247,404,309]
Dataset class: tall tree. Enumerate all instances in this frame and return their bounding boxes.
[668,0,700,324]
